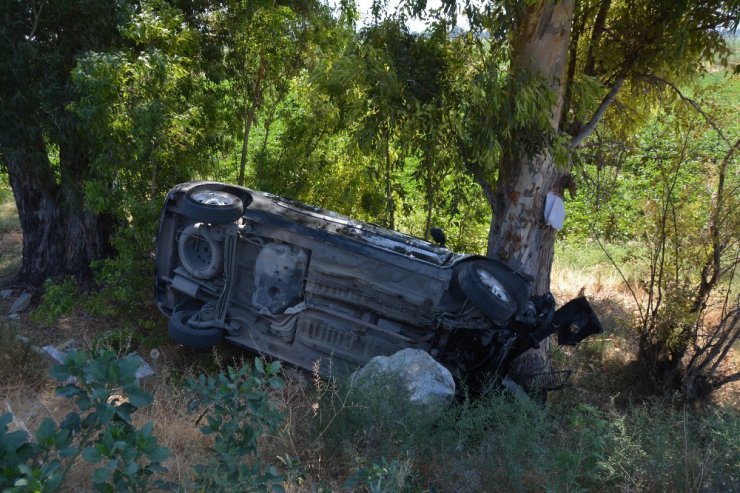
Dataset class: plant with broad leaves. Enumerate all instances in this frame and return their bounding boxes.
[0,349,170,492]
[186,358,288,492]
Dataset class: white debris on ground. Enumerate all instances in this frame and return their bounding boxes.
[9,328,156,381]
[9,292,32,314]
[40,344,156,380]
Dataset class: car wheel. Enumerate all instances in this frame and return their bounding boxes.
[181,187,244,224]
[168,309,223,348]
[178,224,223,279]
[457,261,519,325]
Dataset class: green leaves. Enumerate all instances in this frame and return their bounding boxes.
[85,420,171,492]
[1,349,169,492]
[186,358,289,491]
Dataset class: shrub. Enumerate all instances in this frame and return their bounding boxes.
[185,358,289,492]
[0,349,171,492]
[32,277,81,325]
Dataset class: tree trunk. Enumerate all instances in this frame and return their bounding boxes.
[488,0,575,383]
[238,61,266,186]
[238,89,256,187]
[383,130,395,230]
[4,130,115,287]
[583,0,611,78]
[424,179,434,241]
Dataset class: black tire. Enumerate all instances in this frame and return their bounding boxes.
[181,187,244,224]
[457,261,522,325]
[168,309,223,349]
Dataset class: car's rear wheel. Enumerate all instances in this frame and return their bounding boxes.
[182,187,244,224]
[457,261,521,325]
[168,309,223,348]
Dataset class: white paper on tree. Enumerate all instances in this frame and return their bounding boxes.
[544,192,565,230]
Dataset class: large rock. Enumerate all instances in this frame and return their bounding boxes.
[353,348,455,406]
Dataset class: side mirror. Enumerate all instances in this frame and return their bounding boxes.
[553,297,603,346]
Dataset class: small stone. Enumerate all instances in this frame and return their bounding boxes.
[9,292,32,314]
[0,289,13,300]
[42,345,68,364]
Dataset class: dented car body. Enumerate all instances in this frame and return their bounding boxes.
[155,182,602,389]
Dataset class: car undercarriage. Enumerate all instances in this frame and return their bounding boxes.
[155,182,603,390]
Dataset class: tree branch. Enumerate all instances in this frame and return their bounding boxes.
[464,160,495,208]
[714,371,740,388]
[706,308,739,376]
[692,138,740,312]
[642,74,732,147]
[569,77,625,149]
[29,0,46,40]
[594,235,646,326]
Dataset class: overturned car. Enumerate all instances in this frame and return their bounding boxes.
[155,182,602,389]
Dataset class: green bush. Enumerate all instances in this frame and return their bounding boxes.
[32,278,81,325]
[0,350,298,493]
[290,376,739,492]
[347,457,419,493]
[603,403,740,492]
[185,359,289,492]
[0,349,171,492]
[428,390,555,492]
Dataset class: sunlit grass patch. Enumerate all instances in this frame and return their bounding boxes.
[0,185,21,282]
[551,240,648,304]
[0,186,19,234]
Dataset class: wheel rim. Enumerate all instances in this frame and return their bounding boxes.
[478,269,509,302]
[191,190,235,207]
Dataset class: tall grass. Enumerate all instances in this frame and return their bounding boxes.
[271,371,739,492]
[0,186,19,234]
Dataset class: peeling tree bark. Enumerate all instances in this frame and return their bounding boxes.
[490,0,574,290]
[488,0,576,382]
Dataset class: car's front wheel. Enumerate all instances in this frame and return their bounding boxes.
[457,261,521,325]
[168,309,223,349]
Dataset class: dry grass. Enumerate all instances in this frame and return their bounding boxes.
[551,241,739,408]
[0,231,22,280]
[138,373,212,486]
[0,188,22,283]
